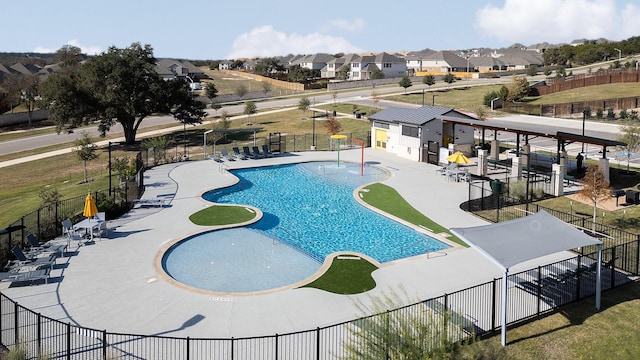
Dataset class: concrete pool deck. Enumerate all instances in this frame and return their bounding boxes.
[2,148,573,338]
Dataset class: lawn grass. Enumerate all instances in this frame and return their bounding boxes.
[302,256,378,294]
[481,281,640,359]
[360,183,467,247]
[189,205,257,226]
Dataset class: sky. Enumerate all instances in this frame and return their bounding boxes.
[1,0,639,60]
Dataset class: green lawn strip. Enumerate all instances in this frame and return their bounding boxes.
[360,183,467,247]
[302,256,378,294]
[189,205,257,226]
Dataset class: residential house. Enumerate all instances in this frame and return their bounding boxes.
[404,49,436,74]
[156,59,207,81]
[369,106,476,163]
[420,51,469,74]
[294,53,336,71]
[218,60,232,70]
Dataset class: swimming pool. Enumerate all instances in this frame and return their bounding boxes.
[163,161,451,292]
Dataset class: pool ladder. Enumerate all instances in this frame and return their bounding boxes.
[317,164,325,175]
[401,239,431,257]
[219,163,229,174]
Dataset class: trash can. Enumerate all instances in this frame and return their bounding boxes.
[491,179,502,195]
[332,109,337,117]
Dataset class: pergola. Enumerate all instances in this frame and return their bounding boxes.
[450,210,603,346]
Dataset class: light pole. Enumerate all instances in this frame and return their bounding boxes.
[432,94,437,106]
[582,109,587,153]
[466,55,471,80]
[108,141,120,197]
[311,97,316,150]
[422,89,425,105]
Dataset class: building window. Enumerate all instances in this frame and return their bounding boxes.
[352,71,359,78]
[352,63,360,68]
[384,63,392,68]
[402,125,419,138]
[374,122,390,129]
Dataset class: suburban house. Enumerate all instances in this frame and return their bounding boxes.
[156,59,207,81]
[419,51,470,74]
[218,60,232,70]
[293,53,337,71]
[369,106,476,163]
[320,52,407,80]
[405,49,437,74]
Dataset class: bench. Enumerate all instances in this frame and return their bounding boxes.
[563,175,577,186]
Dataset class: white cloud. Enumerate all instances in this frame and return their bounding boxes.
[227,25,363,59]
[33,39,103,55]
[325,18,366,33]
[475,0,640,45]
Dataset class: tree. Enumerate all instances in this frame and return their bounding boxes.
[297,96,310,119]
[73,131,99,183]
[244,101,257,123]
[338,65,350,80]
[53,45,84,67]
[20,74,41,127]
[526,64,538,76]
[443,72,456,84]
[165,78,207,155]
[422,74,435,88]
[577,165,611,234]
[204,81,218,105]
[42,43,190,144]
[262,82,272,95]
[324,114,343,135]
[398,75,412,93]
[617,125,640,173]
[370,69,385,79]
[507,75,530,102]
[236,84,248,99]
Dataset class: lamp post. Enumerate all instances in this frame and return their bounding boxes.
[108,141,120,197]
[311,97,316,150]
[432,94,437,106]
[582,109,587,153]
[466,55,471,80]
[422,89,425,105]
[614,48,622,62]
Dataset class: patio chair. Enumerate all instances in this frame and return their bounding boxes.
[220,148,235,161]
[0,267,50,285]
[62,218,85,246]
[243,146,257,159]
[92,212,108,239]
[261,145,274,158]
[232,147,248,160]
[251,146,265,159]
[26,234,66,258]
[208,153,223,162]
[10,246,56,271]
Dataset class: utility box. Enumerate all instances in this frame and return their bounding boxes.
[626,190,639,205]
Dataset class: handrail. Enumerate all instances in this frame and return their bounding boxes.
[219,163,229,174]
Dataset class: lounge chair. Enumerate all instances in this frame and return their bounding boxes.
[26,234,66,258]
[10,246,56,271]
[220,148,235,161]
[0,267,50,285]
[261,145,274,158]
[243,146,256,159]
[252,146,265,159]
[208,153,223,162]
[232,147,248,160]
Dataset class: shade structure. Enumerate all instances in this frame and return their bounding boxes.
[83,193,98,218]
[447,151,471,164]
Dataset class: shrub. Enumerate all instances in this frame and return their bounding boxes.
[596,109,604,119]
[606,108,616,120]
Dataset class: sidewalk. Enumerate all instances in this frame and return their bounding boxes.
[1,149,573,338]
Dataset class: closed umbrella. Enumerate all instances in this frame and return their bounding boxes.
[447,151,471,165]
[83,193,99,219]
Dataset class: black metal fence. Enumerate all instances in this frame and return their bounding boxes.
[0,243,631,359]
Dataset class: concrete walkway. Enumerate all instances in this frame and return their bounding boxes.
[1,149,570,338]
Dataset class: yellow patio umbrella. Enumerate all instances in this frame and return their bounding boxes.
[447,151,471,165]
[83,193,99,219]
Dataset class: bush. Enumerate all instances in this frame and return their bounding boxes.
[596,109,604,119]
[606,108,616,120]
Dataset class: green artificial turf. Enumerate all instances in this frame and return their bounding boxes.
[303,256,378,294]
[360,183,467,246]
[189,205,257,226]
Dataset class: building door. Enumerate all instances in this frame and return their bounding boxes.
[426,141,439,165]
[375,129,387,150]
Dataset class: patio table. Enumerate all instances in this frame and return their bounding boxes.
[73,218,104,241]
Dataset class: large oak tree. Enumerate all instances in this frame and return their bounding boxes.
[42,43,206,144]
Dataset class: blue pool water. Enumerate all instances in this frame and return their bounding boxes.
[163,161,451,292]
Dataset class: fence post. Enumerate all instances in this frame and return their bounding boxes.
[636,235,640,275]
[186,336,190,360]
[491,279,497,331]
[316,327,320,360]
[536,267,542,315]
[66,322,71,360]
[37,313,42,358]
[576,255,582,300]
[13,302,18,345]
[231,337,234,360]
[275,333,279,360]
[102,329,107,359]
[610,247,617,289]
